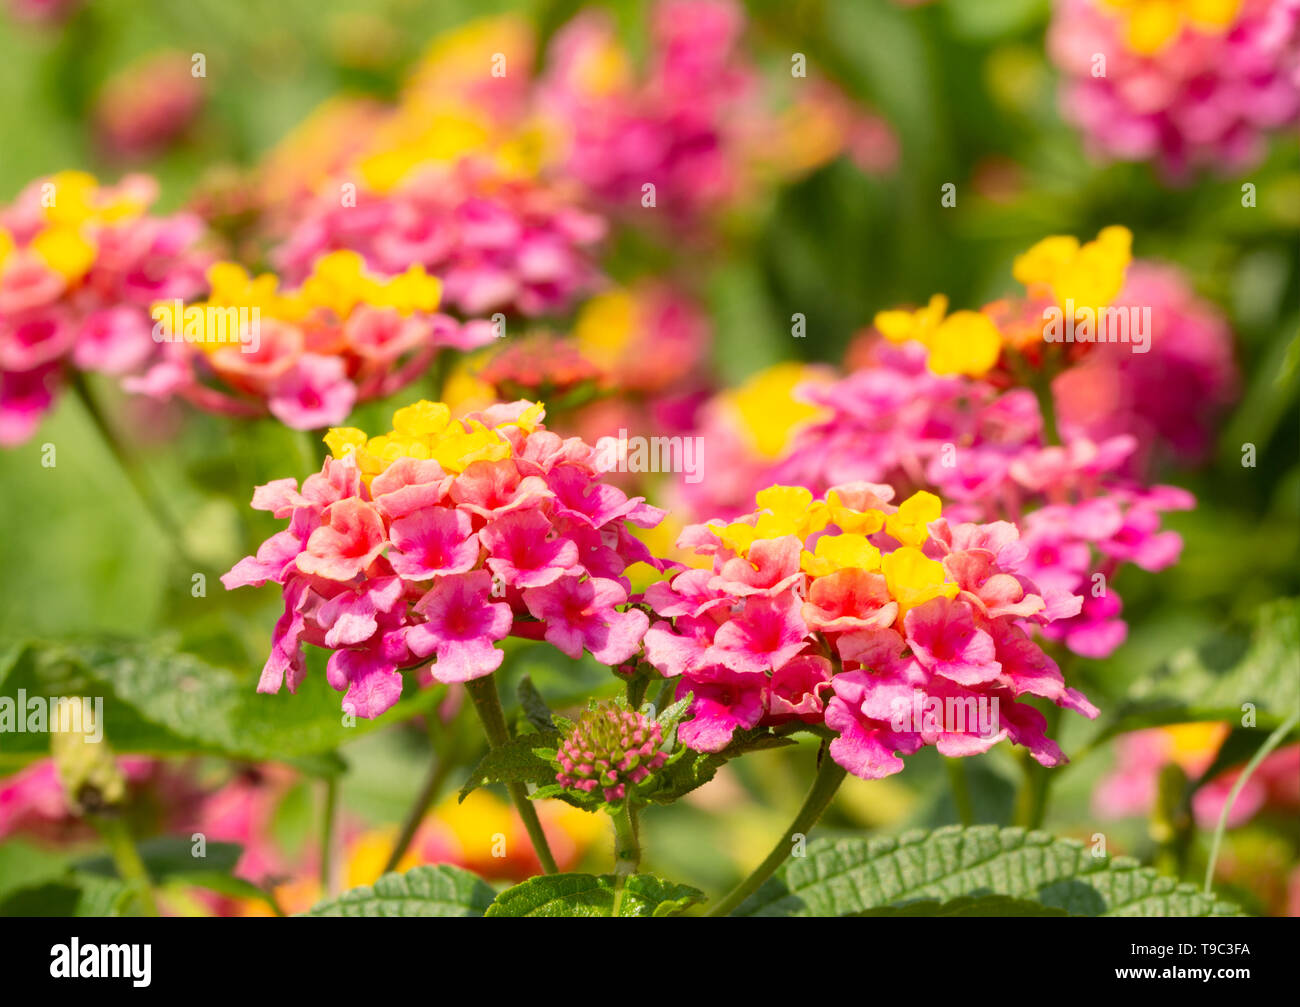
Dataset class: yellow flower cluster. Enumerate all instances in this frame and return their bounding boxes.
[1012,224,1133,317]
[152,250,442,345]
[0,171,146,282]
[323,398,545,482]
[873,225,1134,378]
[875,295,1003,378]
[714,485,957,617]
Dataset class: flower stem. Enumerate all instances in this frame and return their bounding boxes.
[1203,711,1298,896]
[319,777,338,895]
[707,748,847,917]
[1031,372,1061,447]
[945,757,974,826]
[464,674,559,874]
[382,748,454,875]
[611,803,641,916]
[93,814,158,917]
[70,372,194,565]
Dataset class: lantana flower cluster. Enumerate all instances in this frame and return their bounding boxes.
[1049,0,1300,177]
[765,344,1194,658]
[272,159,607,320]
[0,171,209,445]
[553,701,669,803]
[536,0,884,226]
[642,484,1098,779]
[127,250,494,429]
[873,225,1134,379]
[221,399,669,718]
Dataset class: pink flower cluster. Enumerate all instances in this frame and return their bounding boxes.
[1049,0,1300,177]
[0,757,203,845]
[555,703,668,802]
[537,0,755,223]
[125,253,496,431]
[0,172,209,445]
[221,400,670,718]
[760,342,1195,659]
[643,484,1098,779]
[1054,261,1239,467]
[272,159,606,319]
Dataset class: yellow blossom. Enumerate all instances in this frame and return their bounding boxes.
[885,490,943,547]
[874,293,948,346]
[801,534,881,577]
[882,546,958,616]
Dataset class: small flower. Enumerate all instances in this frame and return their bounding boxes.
[554,702,668,803]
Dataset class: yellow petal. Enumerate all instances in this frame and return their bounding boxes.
[925,310,1002,377]
[30,225,96,280]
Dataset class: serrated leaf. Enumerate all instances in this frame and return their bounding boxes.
[854,895,1070,917]
[649,730,798,804]
[0,874,132,917]
[516,675,555,732]
[736,827,1245,917]
[459,731,559,801]
[655,694,693,735]
[0,639,441,765]
[485,873,705,917]
[1095,598,1300,743]
[302,864,495,917]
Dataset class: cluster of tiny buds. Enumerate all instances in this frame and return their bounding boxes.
[556,703,667,803]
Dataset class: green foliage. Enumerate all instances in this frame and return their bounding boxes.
[0,639,440,767]
[459,731,560,802]
[736,827,1245,917]
[486,873,705,917]
[302,864,496,917]
[1093,598,1300,743]
[854,895,1069,917]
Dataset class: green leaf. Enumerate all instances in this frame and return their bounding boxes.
[485,873,705,917]
[736,827,1245,917]
[1094,598,1300,743]
[459,731,559,801]
[516,675,555,732]
[301,864,495,917]
[649,730,798,805]
[654,694,694,736]
[0,874,132,917]
[76,836,243,883]
[854,895,1070,917]
[0,841,71,901]
[0,639,442,765]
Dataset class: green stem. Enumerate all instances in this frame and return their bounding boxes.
[945,757,974,826]
[93,815,158,917]
[71,373,193,565]
[707,749,847,917]
[464,675,559,874]
[1203,712,1298,896]
[626,674,649,710]
[611,804,641,916]
[382,747,454,875]
[1031,372,1061,447]
[1013,704,1061,828]
[320,777,338,894]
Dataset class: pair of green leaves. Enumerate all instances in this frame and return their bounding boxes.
[301,825,1244,917]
